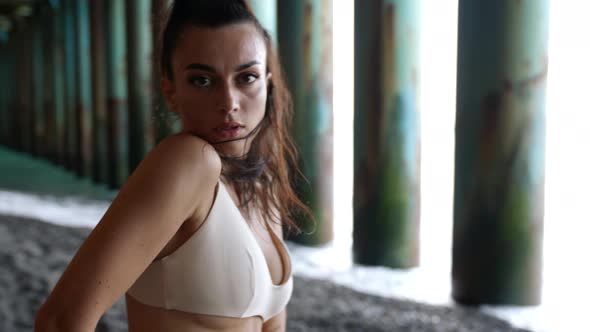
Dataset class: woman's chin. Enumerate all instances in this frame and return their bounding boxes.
[213,142,250,158]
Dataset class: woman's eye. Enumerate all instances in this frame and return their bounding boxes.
[188,76,211,87]
[238,73,258,84]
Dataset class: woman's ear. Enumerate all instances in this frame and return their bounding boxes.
[160,78,177,112]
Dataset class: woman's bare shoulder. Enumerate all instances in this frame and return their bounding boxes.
[151,133,221,174]
[126,133,222,209]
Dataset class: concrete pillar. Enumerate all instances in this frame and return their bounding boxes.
[31,17,46,157]
[353,0,421,268]
[63,0,79,171]
[16,23,33,153]
[51,5,66,165]
[278,0,333,245]
[452,0,549,305]
[90,0,109,184]
[75,0,94,177]
[0,43,7,145]
[106,0,130,188]
[40,9,56,162]
[126,0,155,172]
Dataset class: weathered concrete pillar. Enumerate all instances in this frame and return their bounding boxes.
[7,38,18,148]
[40,5,55,161]
[248,0,277,42]
[0,45,4,144]
[106,0,130,188]
[40,8,56,162]
[75,0,94,177]
[353,0,421,268]
[51,5,66,165]
[0,42,9,146]
[3,36,18,148]
[126,0,155,172]
[16,23,33,153]
[31,17,45,158]
[452,0,549,305]
[278,0,333,245]
[63,0,79,171]
[90,0,109,184]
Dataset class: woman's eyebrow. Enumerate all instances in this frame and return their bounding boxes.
[235,60,260,72]
[184,61,260,73]
[184,63,216,73]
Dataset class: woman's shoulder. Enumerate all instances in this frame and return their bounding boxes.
[150,133,222,178]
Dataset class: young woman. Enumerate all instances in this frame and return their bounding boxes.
[34,1,312,331]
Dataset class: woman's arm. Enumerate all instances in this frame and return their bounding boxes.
[262,309,287,332]
[34,134,221,331]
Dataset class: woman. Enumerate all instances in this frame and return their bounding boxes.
[34,1,312,331]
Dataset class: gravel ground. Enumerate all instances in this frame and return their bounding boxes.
[0,214,531,332]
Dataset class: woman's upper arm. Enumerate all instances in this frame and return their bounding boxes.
[263,309,287,332]
[37,134,221,330]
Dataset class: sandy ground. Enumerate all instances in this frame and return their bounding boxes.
[0,214,531,332]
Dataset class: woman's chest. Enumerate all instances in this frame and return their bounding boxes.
[156,199,288,286]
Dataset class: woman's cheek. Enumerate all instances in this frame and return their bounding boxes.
[244,86,266,106]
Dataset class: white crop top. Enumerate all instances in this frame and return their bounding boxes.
[126,181,293,322]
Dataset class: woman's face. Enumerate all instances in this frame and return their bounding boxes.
[163,22,270,157]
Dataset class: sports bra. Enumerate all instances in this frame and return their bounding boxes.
[126,181,293,322]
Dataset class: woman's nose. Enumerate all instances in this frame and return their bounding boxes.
[217,85,239,113]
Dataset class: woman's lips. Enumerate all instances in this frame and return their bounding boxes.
[214,125,243,139]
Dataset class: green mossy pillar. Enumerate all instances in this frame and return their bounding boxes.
[31,16,47,158]
[353,0,421,268]
[452,0,549,305]
[0,42,10,145]
[0,45,4,144]
[90,0,110,184]
[126,0,155,172]
[41,11,54,160]
[51,5,66,166]
[106,0,130,189]
[0,36,17,147]
[63,0,79,171]
[16,23,33,153]
[278,0,333,245]
[74,0,94,177]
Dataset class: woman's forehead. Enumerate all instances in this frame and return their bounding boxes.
[173,23,267,72]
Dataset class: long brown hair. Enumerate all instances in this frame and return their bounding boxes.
[157,0,313,235]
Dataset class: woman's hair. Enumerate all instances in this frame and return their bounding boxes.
[157,0,313,235]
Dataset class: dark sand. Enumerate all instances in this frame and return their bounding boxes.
[0,214,531,332]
